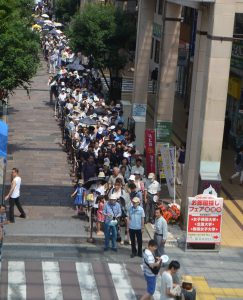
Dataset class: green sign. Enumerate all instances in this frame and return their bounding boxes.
[231,40,243,70]
[156,121,172,143]
[153,22,162,38]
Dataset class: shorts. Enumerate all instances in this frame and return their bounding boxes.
[144,274,156,295]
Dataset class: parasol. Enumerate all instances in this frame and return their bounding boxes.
[83,177,107,190]
[41,14,49,18]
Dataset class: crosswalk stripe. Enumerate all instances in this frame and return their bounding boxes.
[8,261,26,300]
[42,261,63,300]
[108,263,137,300]
[76,262,100,300]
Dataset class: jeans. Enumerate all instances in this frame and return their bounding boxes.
[104,223,117,249]
[9,197,25,222]
[129,229,142,256]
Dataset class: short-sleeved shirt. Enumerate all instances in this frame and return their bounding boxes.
[160,271,174,300]
[155,216,168,239]
[128,205,145,230]
[143,249,155,277]
[11,176,21,198]
[145,180,161,195]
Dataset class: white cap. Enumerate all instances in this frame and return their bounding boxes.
[109,194,117,200]
[148,173,155,179]
[98,171,105,178]
[132,197,140,203]
[129,175,135,181]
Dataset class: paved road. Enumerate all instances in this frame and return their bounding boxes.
[1,243,243,300]
[6,59,72,206]
[0,244,152,300]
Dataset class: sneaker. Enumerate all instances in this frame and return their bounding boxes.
[19,214,26,219]
[130,253,136,258]
[120,240,124,245]
[111,248,117,252]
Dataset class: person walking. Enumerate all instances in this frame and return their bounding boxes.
[103,194,122,252]
[160,260,181,300]
[5,168,26,223]
[229,146,243,185]
[140,239,162,300]
[177,143,186,185]
[154,207,168,256]
[128,197,145,258]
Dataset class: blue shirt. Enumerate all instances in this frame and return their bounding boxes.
[103,202,122,224]
[128,206,145,230]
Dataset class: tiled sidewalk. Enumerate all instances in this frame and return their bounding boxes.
[6,58,72,206]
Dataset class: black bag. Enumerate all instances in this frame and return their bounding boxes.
[143,250,162,275]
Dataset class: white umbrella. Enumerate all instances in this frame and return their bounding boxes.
[44,20,53,24]
[41,14,49,18]
[54,22,63,27]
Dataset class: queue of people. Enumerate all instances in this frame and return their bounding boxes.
[34,8,196,300]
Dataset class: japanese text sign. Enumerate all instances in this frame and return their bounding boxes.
[186,194,223,244]
[145,129,156,174]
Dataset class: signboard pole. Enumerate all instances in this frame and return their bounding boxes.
[173,146,176,203]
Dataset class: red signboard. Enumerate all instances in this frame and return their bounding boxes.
[186,194,223,244]
[145,129,156,174]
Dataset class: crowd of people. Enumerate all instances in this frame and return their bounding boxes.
[31,4,196,299]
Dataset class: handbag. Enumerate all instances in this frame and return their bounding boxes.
[143,250,162,275]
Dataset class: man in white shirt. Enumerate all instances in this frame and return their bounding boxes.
[144,173,161,224]
[160,260,180,300]
[141,239,162,300]
[5,168,26,223]
[154,207,168,256]
[131,158,144,177]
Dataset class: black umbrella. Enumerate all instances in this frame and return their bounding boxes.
[49,29,58,35]
[83,177,107,190]
[94,107,106,115]
[67,63,85,71]
[79,117,97,126]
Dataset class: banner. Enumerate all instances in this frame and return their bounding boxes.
[145,129,156,174]
[186,194,223,244]
[0,120,8,158]
[160,146,175,198]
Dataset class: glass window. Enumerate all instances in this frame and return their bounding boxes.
[158,0,163,15]
[154,40,160,64]
[151,38,154,59]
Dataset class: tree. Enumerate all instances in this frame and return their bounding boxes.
[68,3,136,94]
[0,0,39,101]
[55,0,80,24]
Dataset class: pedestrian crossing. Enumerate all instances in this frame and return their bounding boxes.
[101,77,153,93]
[0,260,163,300]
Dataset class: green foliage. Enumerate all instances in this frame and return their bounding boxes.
[0,0,39,99]
[68,3,136,75]
[55,0,79,24]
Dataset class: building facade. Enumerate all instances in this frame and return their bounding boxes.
[132,0,243,226]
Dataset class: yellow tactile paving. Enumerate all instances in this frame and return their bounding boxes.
[183,276,243,300]
[220,191,243,247]
[235,199,243,210]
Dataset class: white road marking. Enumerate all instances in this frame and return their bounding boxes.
[108,263,136,300]
[76,262,100,300]
[42,261,63,300]
[8,261,26,300]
